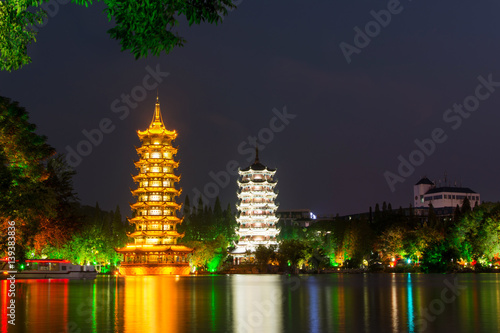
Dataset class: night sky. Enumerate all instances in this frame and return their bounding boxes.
[1,1,500,217]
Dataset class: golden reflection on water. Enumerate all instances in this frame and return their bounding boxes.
[123,276,183,333]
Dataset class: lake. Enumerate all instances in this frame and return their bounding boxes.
[2,273,500,333]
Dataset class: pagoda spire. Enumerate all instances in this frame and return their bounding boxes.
[150,96,164,129]
[255,146,259,163]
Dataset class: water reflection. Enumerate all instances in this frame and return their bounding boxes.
[407,274,415,333]
[232,275,283,333]
[3,274,500,333]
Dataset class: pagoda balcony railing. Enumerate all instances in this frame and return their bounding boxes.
[237,191,277,196]
[236,219,279,225]
[239,224,276,229]
[237,214,278,219]
[239,211,276,216]
[237,239,277,246]
[237,231,276,236]
[133,174,180,181]
[138,187,181,193]
[133,200,180,205]
[238,203,276,209]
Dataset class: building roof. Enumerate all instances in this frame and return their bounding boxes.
[425,186,477,195]
[240,147,276,172]
[416,177,434,185]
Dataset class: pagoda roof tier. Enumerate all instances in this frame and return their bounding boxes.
[236,204,278,212]
[237,195,277,201]
[237,203,278,208]
[236,227,279,233]
[234,240,278,246]
[239,165,276,173]
[132,174,181,182]
[237,179,277,185]
[136,146,178,154]
[128,230,182,238]
[134,159,179,168]
[236,217,279,223]
[237,222,279,228]
[236,229,280,237]
[138,131,177,140]
[131,187,181,195]
[238,187,277,192]
[237,191,277,196]
[237,225,280,233]
[238,211,278,215]
[238,191,278,196]
[237,212,278,217]
[237,183,277,188]
[130,201,181,209]
[129,215,182,224]
[238,207,278,212]
[116,244,193,254]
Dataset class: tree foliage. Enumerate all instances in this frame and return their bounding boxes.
[178,195,236,271]
[1,0,237,71]
[255,244,277,271]
[40,204,131,265]
[0,96,80,258]
[277,239,310,272]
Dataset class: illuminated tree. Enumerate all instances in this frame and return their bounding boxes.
[186,234,228,272]
[255,244,277,271]
[403,225,443,263]
[277,239,310,273]
[379,226,406,261]
[1,0,237,71]
[0,96,59,258]
[421,238,457,273]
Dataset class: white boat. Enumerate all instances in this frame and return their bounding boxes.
[0,259,97,279]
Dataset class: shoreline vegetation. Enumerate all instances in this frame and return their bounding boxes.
[1,98,500,276]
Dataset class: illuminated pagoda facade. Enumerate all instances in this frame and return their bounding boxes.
[232,149,279,262]
[116,98,193,275]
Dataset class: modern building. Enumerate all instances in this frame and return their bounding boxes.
[413,176,480,210]
[116,98,193,275]
[277,209,317,228]
[231,149,279,262]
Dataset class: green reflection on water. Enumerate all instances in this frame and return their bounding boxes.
[92,282,97,333]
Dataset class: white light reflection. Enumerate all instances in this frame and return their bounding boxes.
[232,275,283,333]
[308,277,320,333]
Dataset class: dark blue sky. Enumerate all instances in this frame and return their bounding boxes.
[1,0,500,217]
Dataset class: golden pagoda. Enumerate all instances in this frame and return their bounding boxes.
[116,97,193,275]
